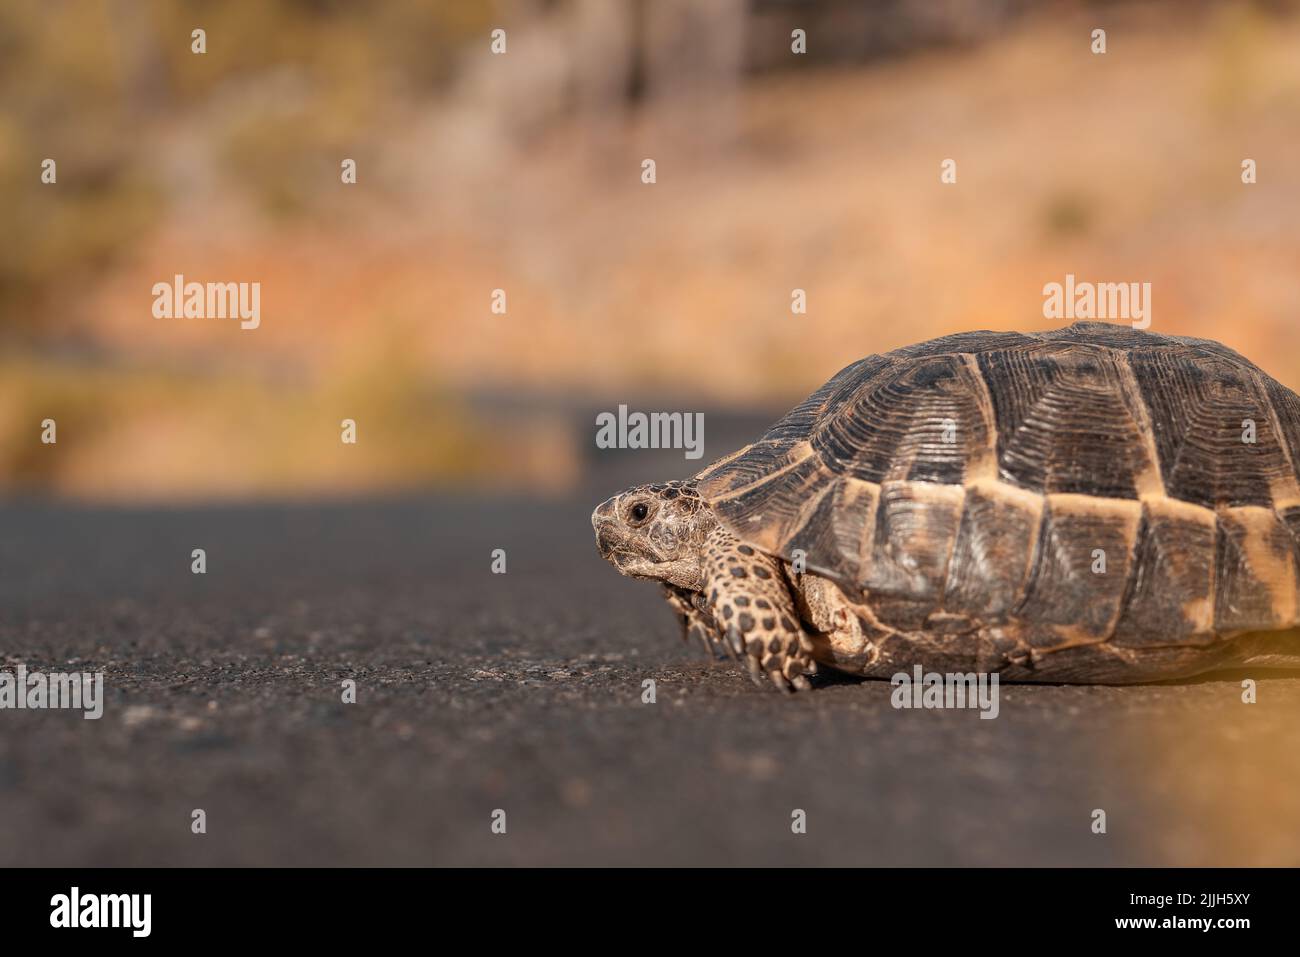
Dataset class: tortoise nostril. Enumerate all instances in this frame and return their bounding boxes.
[592,502,617,535]
[592,497,618,526]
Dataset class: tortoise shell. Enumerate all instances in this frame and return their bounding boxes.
[696,322,1300,672]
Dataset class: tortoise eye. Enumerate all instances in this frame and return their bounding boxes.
[629,502,650,523]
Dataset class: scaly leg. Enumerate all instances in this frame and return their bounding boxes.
[701,526,817,692]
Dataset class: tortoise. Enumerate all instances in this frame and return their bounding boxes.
[592,321,1300,692]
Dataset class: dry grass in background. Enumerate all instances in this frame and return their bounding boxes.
[2,1,1297,499]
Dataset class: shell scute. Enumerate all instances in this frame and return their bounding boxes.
[975,342,1154,499]
[811,353,994,487]
[1127,346,1290,509]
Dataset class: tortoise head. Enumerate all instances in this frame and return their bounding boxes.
[592,480,717,590]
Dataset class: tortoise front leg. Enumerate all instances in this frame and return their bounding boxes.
[661,584,731,660]
[701,526,817,692]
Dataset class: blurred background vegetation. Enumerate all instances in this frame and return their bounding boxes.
[1,0,1298,500]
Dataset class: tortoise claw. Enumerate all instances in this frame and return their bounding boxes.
[726,624,745,657]
[767,669,793,694]
[691,625,714,659]
[738,640,815,694]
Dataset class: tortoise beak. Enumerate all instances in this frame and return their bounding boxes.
[592,497,619,559]
[592,495,618,525]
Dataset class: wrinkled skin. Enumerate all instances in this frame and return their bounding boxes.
[591,481,717,590]
[593,480,819,692]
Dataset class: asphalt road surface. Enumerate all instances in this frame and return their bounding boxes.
[2,488,1299,867]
